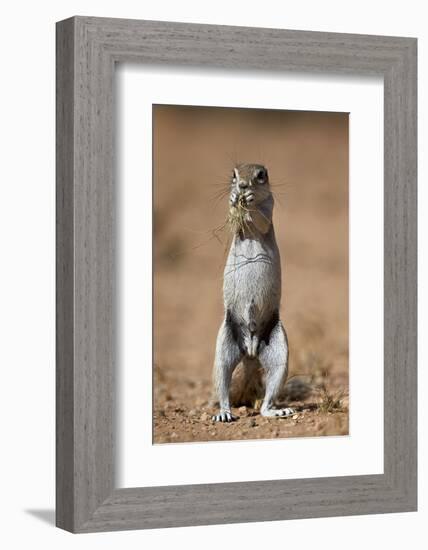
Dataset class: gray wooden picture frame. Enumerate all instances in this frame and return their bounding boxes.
[56,16,417,533]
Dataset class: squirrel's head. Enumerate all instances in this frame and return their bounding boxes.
[231,163,271,205]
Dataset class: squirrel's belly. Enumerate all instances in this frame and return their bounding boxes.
[223,258,281,317]
[223,260,281,358]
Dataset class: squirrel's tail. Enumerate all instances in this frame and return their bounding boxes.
[229,360,312,408]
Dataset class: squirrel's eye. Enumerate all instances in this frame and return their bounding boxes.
[256,169,266,183]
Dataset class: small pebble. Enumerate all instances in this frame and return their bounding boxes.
[238,406,248,415]
[292,414,299,420]
[200,412,209,422]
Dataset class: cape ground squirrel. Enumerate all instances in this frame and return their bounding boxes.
[212,163,295,422]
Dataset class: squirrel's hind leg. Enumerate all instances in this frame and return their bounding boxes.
[212,319,242,422]
[259,321,295,418]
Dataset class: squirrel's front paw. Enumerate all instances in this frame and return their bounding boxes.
[211,411,238,423]
[242,190,255,205]
[229,192,239,207]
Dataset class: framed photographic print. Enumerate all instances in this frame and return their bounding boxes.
[56,16,417,532]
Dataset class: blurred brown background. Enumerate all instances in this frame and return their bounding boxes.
[153,105,349,443]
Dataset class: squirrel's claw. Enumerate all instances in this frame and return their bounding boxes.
[211,411,238,423]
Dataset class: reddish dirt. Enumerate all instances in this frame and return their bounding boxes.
[153,106,349,444]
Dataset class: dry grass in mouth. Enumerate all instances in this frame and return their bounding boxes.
[227,195,249,234]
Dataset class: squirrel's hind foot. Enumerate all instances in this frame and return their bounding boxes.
[261,406,295,418]
[211,411,238,423]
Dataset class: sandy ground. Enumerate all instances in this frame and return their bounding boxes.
[153,105,349,444]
